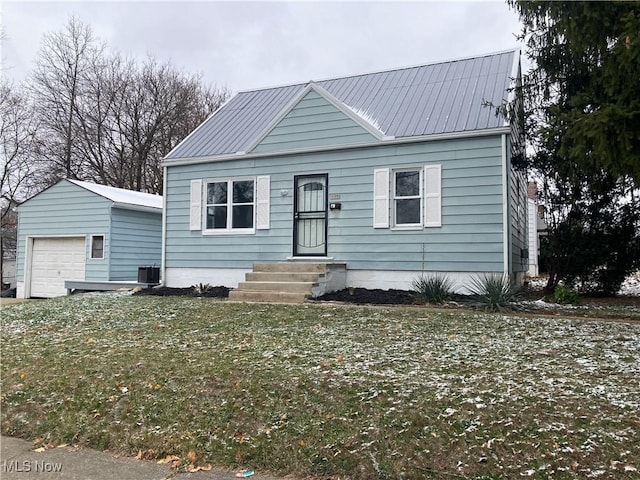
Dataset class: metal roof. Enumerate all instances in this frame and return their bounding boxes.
[165,50,519,160]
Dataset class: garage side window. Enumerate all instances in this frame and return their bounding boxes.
[91,235,104,259]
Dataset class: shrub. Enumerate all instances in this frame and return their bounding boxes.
[467,274,520,312]
[192,283,213,295]
[411,274,455,304]
[553,284,580,304]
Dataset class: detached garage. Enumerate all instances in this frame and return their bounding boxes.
[16,179,162,298]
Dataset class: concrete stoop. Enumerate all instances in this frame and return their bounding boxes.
[228,262,346,303]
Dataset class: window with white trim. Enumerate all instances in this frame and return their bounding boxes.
[205,179,255,232]
[373,165,441,229]
[393,169,422,227]
[189,176,270,234]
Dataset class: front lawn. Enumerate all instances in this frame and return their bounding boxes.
[1,294,639,479]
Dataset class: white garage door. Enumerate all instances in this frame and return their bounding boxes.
[30,237,86,298]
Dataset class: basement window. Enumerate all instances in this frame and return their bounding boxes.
[91,235,104,259]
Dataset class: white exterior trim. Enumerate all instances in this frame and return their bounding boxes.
[501,134,509,273]
[161,166,168,285]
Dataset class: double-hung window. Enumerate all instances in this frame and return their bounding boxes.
[205,179,255,232]
[373,164,441,229]
[393,169,422,227]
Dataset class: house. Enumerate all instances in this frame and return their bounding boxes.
[527,182,547,277]
[16,179,162,298]
[161,50,528,301]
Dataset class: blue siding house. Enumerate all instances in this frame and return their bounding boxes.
[162,50,527,301]
[16,179,162,298]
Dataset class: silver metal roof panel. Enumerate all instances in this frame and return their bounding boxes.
[165,50,518,160]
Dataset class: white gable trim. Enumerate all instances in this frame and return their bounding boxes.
[311,83,393,141]
[243,82,391,154]
[243,84,313,154]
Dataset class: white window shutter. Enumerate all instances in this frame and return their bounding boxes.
[424,164,442,227]
[256,175,270,230]
[189,179,202,230]
[373,168,390,228]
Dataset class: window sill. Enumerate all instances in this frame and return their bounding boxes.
[202,228,256,236]
[391,225,423,231]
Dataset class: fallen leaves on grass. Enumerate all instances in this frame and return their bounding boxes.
[2,295,639,479]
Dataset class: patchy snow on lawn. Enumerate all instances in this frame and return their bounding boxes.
[2,296,639,479]
[527,271,640,296]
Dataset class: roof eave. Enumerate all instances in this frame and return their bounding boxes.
[111,202,163,213]
[162,126,511,168]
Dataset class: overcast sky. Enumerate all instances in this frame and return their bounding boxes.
[1,0,524,94]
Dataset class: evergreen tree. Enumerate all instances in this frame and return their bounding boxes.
[511,1,640,294]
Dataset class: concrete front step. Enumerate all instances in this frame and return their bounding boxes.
[230,262,346,304]
[246,272,322,282]
[236,281,316,293]
[253,262,328,273]
[228,290,309,303]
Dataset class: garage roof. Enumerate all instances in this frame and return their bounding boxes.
[69,180,163,211]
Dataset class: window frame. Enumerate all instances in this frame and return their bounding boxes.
[392,167,423,229]
[90,234,105,259]
[203,177,256,235]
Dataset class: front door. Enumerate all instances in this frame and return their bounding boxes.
[293,174,328,256]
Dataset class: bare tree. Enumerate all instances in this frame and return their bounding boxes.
[116,57,229,193]
[30,16,104,180]
[0,81,43,287]
[27,17,230,195]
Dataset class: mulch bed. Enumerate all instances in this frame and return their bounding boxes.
[134,285,230,298]
[132,285,638,312]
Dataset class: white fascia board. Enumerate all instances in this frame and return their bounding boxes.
[161,126,511,168]
[111,202,162,214]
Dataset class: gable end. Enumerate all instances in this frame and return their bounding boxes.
[248,83,388,154]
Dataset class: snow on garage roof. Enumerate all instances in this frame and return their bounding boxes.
[69,179,163,211]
